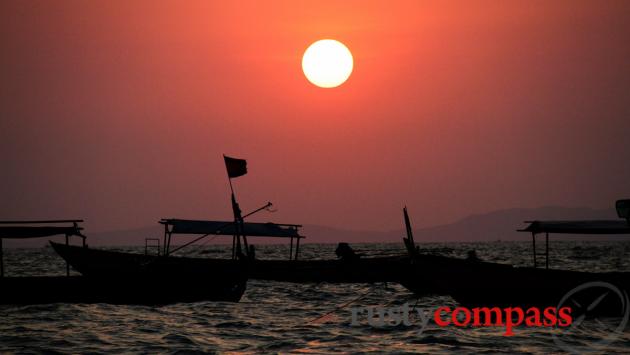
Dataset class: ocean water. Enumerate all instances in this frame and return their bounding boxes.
[1,241,630,354]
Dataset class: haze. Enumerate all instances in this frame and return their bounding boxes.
[1,1,629,235]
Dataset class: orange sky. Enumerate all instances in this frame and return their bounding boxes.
[1,1,629,233]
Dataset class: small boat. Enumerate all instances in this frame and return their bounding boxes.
[51,219,414,285]
[49,241,248,304]
[399,201,630,316]
[400,253,630,315]
[0,220,246,305]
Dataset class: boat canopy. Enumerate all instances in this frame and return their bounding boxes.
[517,202,630,269]
[0,220,85,239]
[519,220,630,235]
[0,220,86,277]
[160,219,304,238]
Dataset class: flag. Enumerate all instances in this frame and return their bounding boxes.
[224,155,247,178]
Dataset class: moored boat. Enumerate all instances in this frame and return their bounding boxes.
[400,253,630,315]
[0,220,247,305]
[399,200,630,316]
[52,240,411,284]
[51,214,417,285]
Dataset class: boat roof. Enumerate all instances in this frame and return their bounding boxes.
[0,220,84,239]
[160,218,304,238]
[519,220,630,235]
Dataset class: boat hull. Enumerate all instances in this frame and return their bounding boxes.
[401,254,630,315]
[52,241,412,284]
[48,242,247,304]
[49,242,630,314]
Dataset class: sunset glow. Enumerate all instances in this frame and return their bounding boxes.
[1,1,629,234]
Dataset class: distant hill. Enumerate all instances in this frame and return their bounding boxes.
[3,206,623,247]
[410,206,618,242]
[303,206,619,243]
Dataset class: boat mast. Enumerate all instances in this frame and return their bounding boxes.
[230,186,249,259]
[403,207,418,257]
[224,155,249,260]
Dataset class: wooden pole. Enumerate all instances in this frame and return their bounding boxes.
[532,233,537,268]
[545,232,549,269]
[295,237,300,261]
[240,222,249,255]
[231,234,236,260]
[163,224,169,256]
[167,232,172,256]
[230,192,248,258]
[0,238,3,277]
[404,207,414,245]
[65,234,70,276]
[228,177,235,196]
[289,237,293,260]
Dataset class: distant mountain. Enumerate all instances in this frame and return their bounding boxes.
[300,225,400,244]
[303,206,619,243]
[3,206,622,247]
[409,206,617,242]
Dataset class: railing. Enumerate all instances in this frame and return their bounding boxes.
[145,238,161,256]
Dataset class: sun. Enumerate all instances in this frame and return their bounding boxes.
[302,39,353,88]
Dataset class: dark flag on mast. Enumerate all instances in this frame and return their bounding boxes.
[224,155,247,178]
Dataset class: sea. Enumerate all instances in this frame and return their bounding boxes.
[1,241,630,354]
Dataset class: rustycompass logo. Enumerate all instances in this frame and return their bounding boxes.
[350,304,573,336]
[553,281,630,353]
[350,281,630,350]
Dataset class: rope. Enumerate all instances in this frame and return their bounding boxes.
[199,234,219,247]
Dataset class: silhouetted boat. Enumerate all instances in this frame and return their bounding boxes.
[400,253,630,315]
[0,220,246,305]
[50,211,417,284]
[48,218,305,295]
[399,200,630,316]
[49,240,247,303]
[47,219,308,302]
[51,241,411,284]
